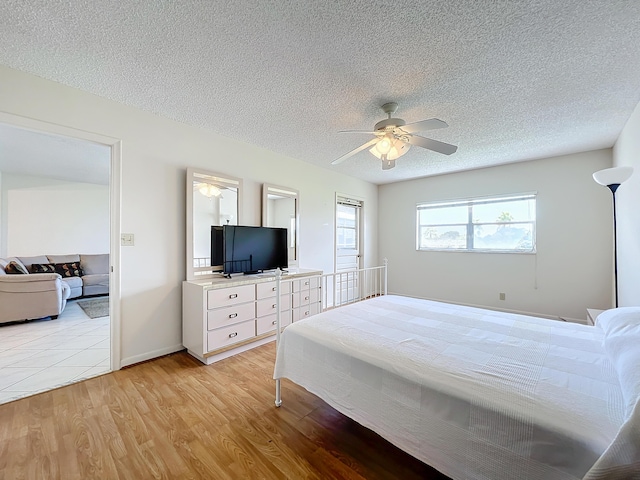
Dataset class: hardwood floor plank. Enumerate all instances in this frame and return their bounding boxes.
[4,427,27,480]
[0,343,450,479]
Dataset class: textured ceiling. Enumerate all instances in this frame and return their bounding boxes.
[0,0,639,185]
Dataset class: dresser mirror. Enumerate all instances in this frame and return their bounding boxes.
[262,184,299,267]
[187,167,242,280]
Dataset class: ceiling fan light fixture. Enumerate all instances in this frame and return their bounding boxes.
[374,133,394,156]
[369,137,410,161]
[198,183,222,198]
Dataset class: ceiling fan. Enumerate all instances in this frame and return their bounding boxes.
[332,102,457,170]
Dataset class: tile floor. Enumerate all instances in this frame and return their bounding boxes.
[0,299,110,405]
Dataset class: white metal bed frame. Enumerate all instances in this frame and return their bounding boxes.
[274,261,388,406]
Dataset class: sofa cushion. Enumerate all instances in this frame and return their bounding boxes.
[5,261,28,275]
[1,258,28,276]
[17,255,49,271]
[82,273,109,287]
[82,273,109,296]
[54,262,84,278]
[80,254,109,275]
[31,263,57,274]
[61,276,83,299]
[47,254,80,264]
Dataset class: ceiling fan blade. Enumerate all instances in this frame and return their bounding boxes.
[331,137,380,165]
[398,118,448,134]
[338,130,381,135]
[406,135,458,155]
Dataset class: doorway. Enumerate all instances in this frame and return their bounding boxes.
[0,113,121,404]
[334,194,363,305]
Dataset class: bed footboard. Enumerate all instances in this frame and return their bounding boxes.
[274,261,388,407]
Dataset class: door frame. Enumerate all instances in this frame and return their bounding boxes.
[0,111,122,370]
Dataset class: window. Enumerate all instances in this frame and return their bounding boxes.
[336,203,359,250]
[416,194,536,253]
[336,196,362,272]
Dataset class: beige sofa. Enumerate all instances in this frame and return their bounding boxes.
[0,254,109,324]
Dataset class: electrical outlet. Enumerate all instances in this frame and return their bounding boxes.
[121,233,135,246]
[499,292,506,301]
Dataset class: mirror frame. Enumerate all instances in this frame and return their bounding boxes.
[262,183,299,267]
[186,167,243,280]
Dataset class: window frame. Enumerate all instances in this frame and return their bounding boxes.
[416,193,537,254]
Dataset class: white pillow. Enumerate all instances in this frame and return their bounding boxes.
[599,307,640,418]
[596,307,640,336]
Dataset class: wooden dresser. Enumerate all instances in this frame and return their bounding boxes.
[182,269,322,364]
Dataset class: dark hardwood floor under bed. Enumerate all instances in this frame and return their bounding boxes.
[0,343,449,479]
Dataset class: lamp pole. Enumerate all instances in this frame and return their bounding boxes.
[607,183,621,308]
[593,165,633,309]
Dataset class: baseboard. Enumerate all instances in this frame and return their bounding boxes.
[119,343,185,368]
[389,292,587,324]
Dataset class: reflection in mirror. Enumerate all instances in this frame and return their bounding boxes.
[262,184,298,266]
[187,168,242,280]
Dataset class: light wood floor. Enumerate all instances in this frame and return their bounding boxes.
[0,343,450,479]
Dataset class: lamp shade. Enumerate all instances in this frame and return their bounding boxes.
[370,137,411,161]
[593,166,634,186]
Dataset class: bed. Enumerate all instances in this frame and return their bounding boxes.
[274,288,640,480]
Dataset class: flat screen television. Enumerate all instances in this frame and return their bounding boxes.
[211,225,288,275]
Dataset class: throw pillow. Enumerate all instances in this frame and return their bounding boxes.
[5,261,28,275]
[30,263,57,274]
[54,262,84,278]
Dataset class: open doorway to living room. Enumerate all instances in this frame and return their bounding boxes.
[0,123,113,404]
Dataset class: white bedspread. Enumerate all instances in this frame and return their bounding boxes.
[274,295,637,480]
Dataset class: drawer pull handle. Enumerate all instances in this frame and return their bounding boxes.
[304,281,309,286]
[272,304,277,309]
[272,287,276,291]
[228,313,237,319]
[229,293,238,299]
[304,311,310,316]
[304,296,309,301]
[229,332,238,338]
[272,320,277,325]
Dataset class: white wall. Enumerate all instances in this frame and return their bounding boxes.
[1,173,109,257]
[0,65,378,366]
[0,170,2,254]
[613,99,640,306]
[378,150,613,321]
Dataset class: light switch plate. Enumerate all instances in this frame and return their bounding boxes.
[121,233,134,246]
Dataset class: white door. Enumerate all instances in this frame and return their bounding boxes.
[334,196,362,304]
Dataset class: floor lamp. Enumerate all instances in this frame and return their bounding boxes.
[592,166,634,308]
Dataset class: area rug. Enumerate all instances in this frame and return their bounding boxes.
[77,297,109,319]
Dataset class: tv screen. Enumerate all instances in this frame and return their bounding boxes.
[213,225,288,275]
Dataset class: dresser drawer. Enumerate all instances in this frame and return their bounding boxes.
[256,280,291,299]
[256,282,291,300]
[207,284,255,309]
[256,295,291,318]
[207,302,255,330]
[293,302,321,322]
[256,312,292,336]
[292,276,320,292]
[292,287,320,308]
[207,320,255,351]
